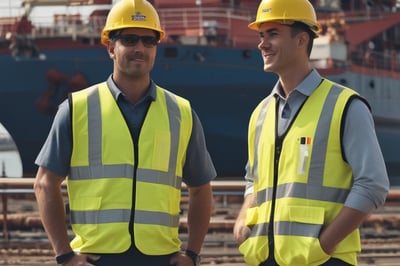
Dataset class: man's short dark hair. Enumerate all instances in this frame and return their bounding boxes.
[290,21,315,56]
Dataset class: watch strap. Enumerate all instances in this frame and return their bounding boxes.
[55,251,75,264]
[185,249,200,266]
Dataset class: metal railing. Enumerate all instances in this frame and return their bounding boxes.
[0,177,246,241]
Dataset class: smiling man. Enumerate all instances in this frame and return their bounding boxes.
[233,0,389,265]
[34,1,216,265]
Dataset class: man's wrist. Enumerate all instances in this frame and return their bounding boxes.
[185,249,200,266]
[55,251,75,264]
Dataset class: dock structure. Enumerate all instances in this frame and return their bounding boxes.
[1,178,400,265]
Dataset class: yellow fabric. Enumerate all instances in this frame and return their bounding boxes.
[70,87,91,166]
[134,89,192,254]
[69,82,192,254]
[242,80,361,265]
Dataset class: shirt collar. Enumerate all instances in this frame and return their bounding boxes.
[272,69,323,100]
[106,75,157,102]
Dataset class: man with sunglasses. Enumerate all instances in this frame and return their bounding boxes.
[34,0,216,265]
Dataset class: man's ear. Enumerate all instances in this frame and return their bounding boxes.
[107,42,115,59]
[297,31,309,48]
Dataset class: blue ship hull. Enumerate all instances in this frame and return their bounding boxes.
[1,44,399,186]
[0,45,276,177]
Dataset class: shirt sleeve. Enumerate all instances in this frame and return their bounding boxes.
[182,110,217,187]
[35,99,72,177]
[244,162,254,196]
[343,98,390,213]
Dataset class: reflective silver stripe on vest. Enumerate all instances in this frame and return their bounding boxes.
[251,83,350,238]
[248,221,320,239]
[251,97,273,182]
[70,85,183,227]
[275,221,320,238]
[163,90,180,180]
[275,182,349,204]
[256,187,273,203]
[136,168,182,189]
[71,209,131,224]
[70,164,134,180]
[308,84,343,187]
[71,209,179,227]
[249,222,269,238]
[135,210,180,227]
[88,87,102,165]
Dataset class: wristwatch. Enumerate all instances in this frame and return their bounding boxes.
[55,251,75,264]
[185,249,201,266]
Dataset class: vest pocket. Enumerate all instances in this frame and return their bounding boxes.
[239,235,269,266]
[274,205,330,266]
[238,206,269,266]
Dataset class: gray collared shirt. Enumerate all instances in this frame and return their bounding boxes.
[245,69,389,213]
[275,69,323,136]
[36,75,216,186]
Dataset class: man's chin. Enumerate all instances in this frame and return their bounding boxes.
[263,66,274,73]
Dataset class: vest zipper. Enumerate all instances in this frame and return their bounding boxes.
[268,136,282,256]
[128,102,151,246]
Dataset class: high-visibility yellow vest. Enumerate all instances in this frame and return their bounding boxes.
[67,82,192,255]
[240,79,363,266]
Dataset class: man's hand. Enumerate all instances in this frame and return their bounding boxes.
[234,221,251,244]
[169,252,196,266]
[233,193,255,244]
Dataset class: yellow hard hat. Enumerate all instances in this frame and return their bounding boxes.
[101,0,165,45]
[248,0,321,37]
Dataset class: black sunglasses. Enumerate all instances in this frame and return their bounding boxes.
[112,34,158,48]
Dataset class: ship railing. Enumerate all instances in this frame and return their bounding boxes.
[318,9,393,24]
[312,51,400,79]
[343,10,394,23]
[7,6,255,41]
[0,6,257,47]
[159,7,252,30]
[27,14,107,40]
[350,49,400,74]
[158,7,253,37]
